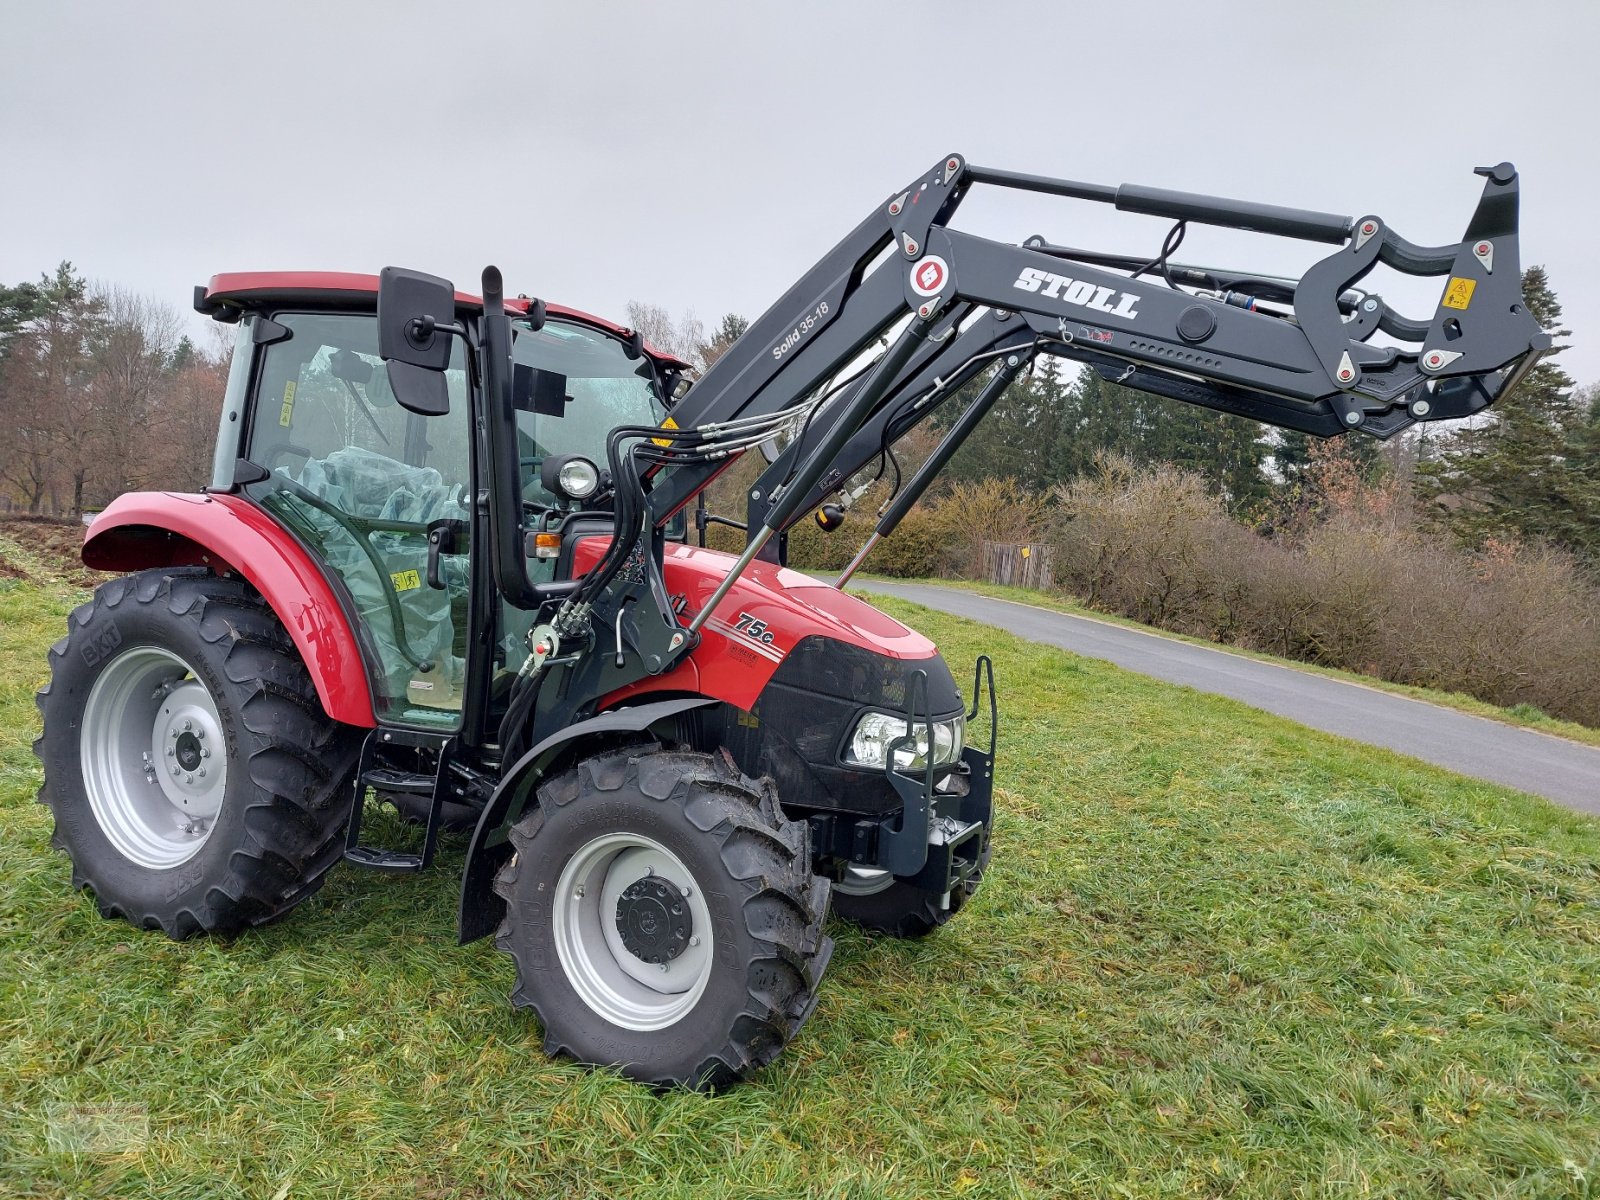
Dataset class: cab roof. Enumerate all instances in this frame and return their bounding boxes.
[198,271,692,370]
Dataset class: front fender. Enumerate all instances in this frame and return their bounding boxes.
[82,492,377,727]
[457,696,716,944]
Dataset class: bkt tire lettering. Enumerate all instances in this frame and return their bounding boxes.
[1013,267,1141,320]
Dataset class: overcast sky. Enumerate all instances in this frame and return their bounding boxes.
[4,1,1597,383]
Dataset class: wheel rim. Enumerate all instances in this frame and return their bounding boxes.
[551,833,714,1031]
[79,646,227,870]
[835,865,895,897]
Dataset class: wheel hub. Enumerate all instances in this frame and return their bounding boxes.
[550,835,715,1031]
[615,874,692,965]
[150,680,226,820]
[81,648,228,869]
[174,732,203,772]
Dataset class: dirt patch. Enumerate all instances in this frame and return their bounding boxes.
[0,517,114,589]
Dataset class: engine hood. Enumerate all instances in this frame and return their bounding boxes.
[576,538,940,711]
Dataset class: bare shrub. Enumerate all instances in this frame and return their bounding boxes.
[1048,452,1600,728]
[787,477,1046,579]
[1051,456,1238,630]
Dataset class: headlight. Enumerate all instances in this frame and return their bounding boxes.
[556,457,600,499]
[541,453,602,502]
[844,709,964,772]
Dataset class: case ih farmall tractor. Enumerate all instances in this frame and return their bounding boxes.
[36,156,1545,1088]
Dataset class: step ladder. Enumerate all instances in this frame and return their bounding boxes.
[344,728,454,873]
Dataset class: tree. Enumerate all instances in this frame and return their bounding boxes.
[624,301,706,369]
[946,362,1272,507]
[0,262,106,513]
[88,285,184,498]
[0,280,45,365]
[699,313,749,368]
[1416,267,1596,564]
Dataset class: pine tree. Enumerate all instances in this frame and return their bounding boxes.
[1416,266,1594,562]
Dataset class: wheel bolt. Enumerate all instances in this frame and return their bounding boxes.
[681,885,692,897]
[201,749,210,759]
[195,728,205,740]
[573,885,585,899]
[184,720,193,732]
[167,747,176,757]
[689,936,700,947]
[197,768,206,778]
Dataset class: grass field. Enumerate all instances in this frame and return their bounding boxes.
[1,553,1597,1198]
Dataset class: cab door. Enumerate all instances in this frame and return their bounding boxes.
[240,309,474,728]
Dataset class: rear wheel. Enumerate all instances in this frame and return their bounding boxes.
[493,745,833,1089]
[35,570,361,939]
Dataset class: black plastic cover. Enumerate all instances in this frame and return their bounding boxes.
[712,636,963,817]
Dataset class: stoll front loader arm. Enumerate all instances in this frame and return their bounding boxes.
[514,154,1547,744]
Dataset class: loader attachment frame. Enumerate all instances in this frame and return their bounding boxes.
[412,154,1550,751]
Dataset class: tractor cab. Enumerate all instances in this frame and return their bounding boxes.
[197,274,682,732]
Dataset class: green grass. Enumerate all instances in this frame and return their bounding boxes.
[876,576,1600,751]
[2,574,1598,1199]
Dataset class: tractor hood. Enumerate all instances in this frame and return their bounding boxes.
[576,538,940,712]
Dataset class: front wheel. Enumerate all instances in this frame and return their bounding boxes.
[493,745,833,1089]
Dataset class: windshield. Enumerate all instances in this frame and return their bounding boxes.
[512,318,663,507]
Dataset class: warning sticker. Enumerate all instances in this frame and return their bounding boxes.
[652,415,679,448]
[278,380,297,427]
[1442,277,1476,310]
[390,569,421,592]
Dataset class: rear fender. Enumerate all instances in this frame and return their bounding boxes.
[82,491,377,727]
[457,696,716,944]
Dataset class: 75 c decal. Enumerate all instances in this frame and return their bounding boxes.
[732,612,775,645]
[705,611,786,663]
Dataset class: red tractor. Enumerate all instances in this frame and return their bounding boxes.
[36,156,1545,1087]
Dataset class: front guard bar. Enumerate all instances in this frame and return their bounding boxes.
[880,656,998,888]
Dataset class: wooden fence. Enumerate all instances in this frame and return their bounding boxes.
[980,540,1055,590]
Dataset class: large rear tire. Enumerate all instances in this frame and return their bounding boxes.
[35,569,362,939]
[493,745,833,1090]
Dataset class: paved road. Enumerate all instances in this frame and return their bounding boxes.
[862,582,1600,815]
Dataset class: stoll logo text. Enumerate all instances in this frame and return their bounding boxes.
[1012,268,1141,320]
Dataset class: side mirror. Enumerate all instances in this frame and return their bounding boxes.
[377,266,455,416]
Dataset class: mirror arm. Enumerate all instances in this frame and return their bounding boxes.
[408,315,467,342]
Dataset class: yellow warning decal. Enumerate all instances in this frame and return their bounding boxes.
[390,569,421,592]
[652,415,679,448]
[1442,277,1476,310]
[278,380,297,427]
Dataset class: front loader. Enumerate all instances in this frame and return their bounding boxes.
[35,156,1546,1088]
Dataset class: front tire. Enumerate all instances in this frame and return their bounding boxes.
[35,570,361,939]
[493,745,833,1089]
